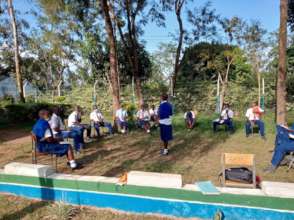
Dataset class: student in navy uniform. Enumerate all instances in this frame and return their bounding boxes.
[32,109,78,169]
[158,94,173,155]
[184,108,196,129]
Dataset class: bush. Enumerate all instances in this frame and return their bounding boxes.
[0,102,73,124]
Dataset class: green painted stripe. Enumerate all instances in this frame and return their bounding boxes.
[0,173,294,211]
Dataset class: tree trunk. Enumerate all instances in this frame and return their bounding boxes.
[7,0,25,103]
[172,0,184,95]
[276,0,288,125]
[102,0,120,116]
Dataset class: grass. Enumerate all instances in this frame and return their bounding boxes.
[0,110,294,218]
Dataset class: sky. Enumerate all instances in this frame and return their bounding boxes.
[13,0,280,53]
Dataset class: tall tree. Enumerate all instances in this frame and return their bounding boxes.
[7,0,24,102]
[102,0,120,115]
[277,0,288,124]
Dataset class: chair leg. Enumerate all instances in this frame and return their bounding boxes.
[288,159,294,171]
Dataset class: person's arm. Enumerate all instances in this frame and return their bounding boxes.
[245,109,250,121]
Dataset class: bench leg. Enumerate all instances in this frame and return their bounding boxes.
[288,159,294,171]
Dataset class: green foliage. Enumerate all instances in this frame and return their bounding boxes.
[0,102,72,124]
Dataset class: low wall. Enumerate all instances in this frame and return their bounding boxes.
[0,163,294,220]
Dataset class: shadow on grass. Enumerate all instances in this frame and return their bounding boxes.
[1,200,48,220]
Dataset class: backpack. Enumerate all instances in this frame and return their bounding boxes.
[219,167,253,184]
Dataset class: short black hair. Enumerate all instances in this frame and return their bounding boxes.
[161,93,168,101]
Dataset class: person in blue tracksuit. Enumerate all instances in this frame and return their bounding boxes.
[158,94,173,155]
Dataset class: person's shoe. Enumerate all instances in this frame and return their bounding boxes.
[160,148,169,155]
[263,165,277,173]
[147,129,150,133]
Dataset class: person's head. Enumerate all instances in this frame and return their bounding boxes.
[121,103,126,109]
[251,101,258,108]
[39,109,50,120]
[93,105,98,111]
[52,106,60,115]
[161,93,168,101]
[75,105,82,113]
[151,104,155,109]
[223,103,229,109]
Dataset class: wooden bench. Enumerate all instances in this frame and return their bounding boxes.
[221,153,256,188]
[31,133,58,171]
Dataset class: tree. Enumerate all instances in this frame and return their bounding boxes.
[277,0,288,124]
[102,0,120,115]
[7,0,25,102]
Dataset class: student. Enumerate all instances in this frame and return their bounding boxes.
[136,104,151,133]
[32,109,78,169]
[213,103,234,132]
[184,108,196,129]
[49,107,83,152]
[90,106,113,136]
[245,101,265,138]
[264,124,294,173]
[149,104,158,122]
[158,94,173,155]
[68,106,91,144]
[115,104,128,134]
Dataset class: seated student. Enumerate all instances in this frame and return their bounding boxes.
[90,106,113,136]
[136,104,151,133]
[115,104,128,134]
[245,101,265,138]
[184,108,196,129]
[149,104,158,122]
[32,109,78,169]
[213,103,234,132]
[49,107,83,152]
[264,124,294,173]
[68,106,91,144]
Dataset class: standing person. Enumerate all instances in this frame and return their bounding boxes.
[136,104,151,133]
[49,107,83,152]
[213,103,234,133]
[184,108,196,129]
[115,103,128,134]
[68,106,91,145]
[158,94,173,155]
[90,106,113,136]
[32,109,78,169]
[245,101,265,138]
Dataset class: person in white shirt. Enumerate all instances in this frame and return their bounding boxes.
[68,106,91,145]
[49,107,83,152]
[115,104,128,134]
[213,103,234,132]
[90,106,113,136]
[149,104,158,122]
[136,104,151,133]
[184,108,196,129]
[245,101,265,138]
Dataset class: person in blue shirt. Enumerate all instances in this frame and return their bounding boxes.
[158,94,173,155]
[32,109,78,169]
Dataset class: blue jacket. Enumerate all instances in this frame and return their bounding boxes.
[158,101,173,120]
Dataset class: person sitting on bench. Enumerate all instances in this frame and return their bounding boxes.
[245,101,265,138]
[115,104,128,134]
[49,107,83,152]
[149,104,158,122]
[68,106,91,145]
[32,109,78,169]
[90,105,113,136]
[136,104,151,133]
[184,108,196,129]
[213,103,234,132]
[264,124,294,173]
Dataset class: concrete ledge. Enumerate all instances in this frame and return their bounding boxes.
[127,171,182,189]
[261,181,294,198]
[4,162,55,178]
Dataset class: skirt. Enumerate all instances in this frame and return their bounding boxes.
[160,124,173,142]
